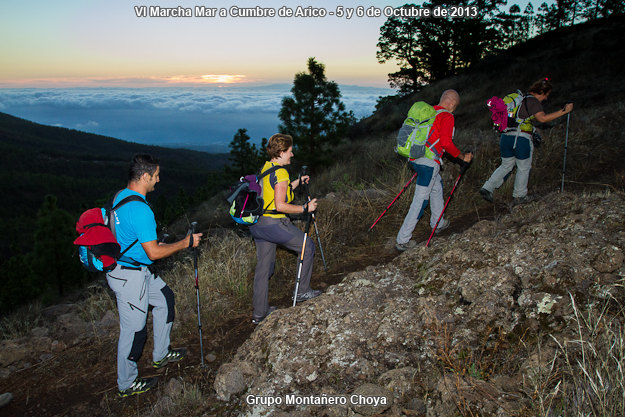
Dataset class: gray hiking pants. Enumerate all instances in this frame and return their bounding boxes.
[106,265,175,391]
[397,158,444,245]
[482,132,534,198]
[249,216,315,319]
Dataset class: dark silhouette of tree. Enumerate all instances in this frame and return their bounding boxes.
[501,3,535,46]
[377,10,429,94]
[225,128,266,176]
[536,2,561,32]
[377,1,506,94]
[581,0,624,19]
[32,195,85,298]
[279,57,355,168]
[377,1,622,95]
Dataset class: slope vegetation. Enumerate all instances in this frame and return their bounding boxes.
[1,15,624,417]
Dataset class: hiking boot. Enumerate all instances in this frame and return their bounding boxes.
[295,289,323,303]
[395,240,417,251]
[152,347,187,369]
[118,377,158,398]
[434,218,450,234]
[479,188,493,203]
[513,195,533,206]
[252,306,276,325]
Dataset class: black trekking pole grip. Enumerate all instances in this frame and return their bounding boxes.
[189,221,198,270]
[300,165,312,208]
[300,165,310,195]
[188,222,197,248]
[460,160,471,175]
[460,150,473,175]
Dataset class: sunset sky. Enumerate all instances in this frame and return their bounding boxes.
[0,0,541,88]
[0,1,547,148]
[0,0,418,88]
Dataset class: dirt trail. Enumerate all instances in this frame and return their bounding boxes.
[0,200,518,417]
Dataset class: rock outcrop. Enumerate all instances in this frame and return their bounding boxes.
[215,191,625,416]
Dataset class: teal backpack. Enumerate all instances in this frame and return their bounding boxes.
[396,101,448,160]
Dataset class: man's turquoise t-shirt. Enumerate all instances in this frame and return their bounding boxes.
[112,189,157,266]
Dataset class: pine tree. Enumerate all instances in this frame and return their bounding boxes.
[225,128,265,177]
[377,1,506,94]
[279,57,355,168]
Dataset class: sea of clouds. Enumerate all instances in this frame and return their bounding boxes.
[0,84,392,153]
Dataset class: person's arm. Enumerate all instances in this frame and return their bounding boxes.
[142,233,202,261]
[290,175,309,190]
[437,112,462,159]
[533,102,574,123]
[274,180,317,214]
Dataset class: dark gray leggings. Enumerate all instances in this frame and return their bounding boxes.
[249,216,315,318]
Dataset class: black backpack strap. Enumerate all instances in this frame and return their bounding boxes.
[108,191,148,233]
[257,164,282,181]
[119,239,139,257]
[113,194,149,210]
[257,165,285,216]
[109,191,150,265]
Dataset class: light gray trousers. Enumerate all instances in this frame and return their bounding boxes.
[250,216,315,318]
[106,265,174,390]
[482,133,534,198]
[397,158,444,245]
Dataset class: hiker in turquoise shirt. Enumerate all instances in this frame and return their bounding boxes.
[106,154,203,398]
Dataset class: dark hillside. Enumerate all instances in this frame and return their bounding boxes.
[0,111,228,259]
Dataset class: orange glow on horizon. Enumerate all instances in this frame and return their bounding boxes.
[0,74,253,88]
[165,74,248,84]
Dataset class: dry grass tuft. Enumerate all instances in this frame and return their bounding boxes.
[166,230,257,331]
[525,292,625,417]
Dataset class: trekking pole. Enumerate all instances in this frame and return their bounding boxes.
[301,166,328,271]
[426,159,471,247]
[560,111,571,192]
[368,172,418,232]
[293,209,313,307]
[189,222,205,367]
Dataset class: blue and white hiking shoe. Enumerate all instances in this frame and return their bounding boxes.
[152,347,187,369]
[118,377,158,398]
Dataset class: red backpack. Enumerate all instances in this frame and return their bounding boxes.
[73,193,146,272]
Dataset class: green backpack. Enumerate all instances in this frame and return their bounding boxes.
[396,101,448,160]
[503,90,532,131]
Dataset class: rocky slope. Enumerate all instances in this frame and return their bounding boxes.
[214,191,625,416]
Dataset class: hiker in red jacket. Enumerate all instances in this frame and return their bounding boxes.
[396,89,473,251]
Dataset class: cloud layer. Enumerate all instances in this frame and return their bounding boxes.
[0,85,391,151]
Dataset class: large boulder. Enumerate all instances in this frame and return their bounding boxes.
[214,192,625,416]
